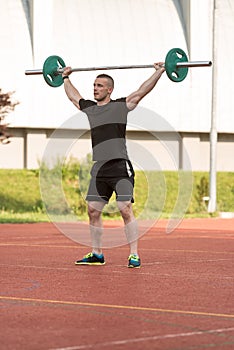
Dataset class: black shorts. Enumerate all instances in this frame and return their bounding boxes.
[86,159,135,203]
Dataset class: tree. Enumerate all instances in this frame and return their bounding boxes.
[0,89,19,144]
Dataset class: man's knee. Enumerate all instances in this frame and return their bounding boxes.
[88,201,104,220]
[118,201,134,221]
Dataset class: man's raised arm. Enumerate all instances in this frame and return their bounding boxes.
[62,67,83,110]
[126,63,165,110]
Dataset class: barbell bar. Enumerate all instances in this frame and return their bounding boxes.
[25,61,212,74]
[25,48,212,87]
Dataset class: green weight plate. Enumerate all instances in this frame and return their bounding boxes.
[165,48,188,82]
[43,55,66,87]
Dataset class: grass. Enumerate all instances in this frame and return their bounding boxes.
[0,169,43,213]
[0,167,234,223]
[0,210,49,223]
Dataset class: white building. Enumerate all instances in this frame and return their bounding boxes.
[0,0,233,171]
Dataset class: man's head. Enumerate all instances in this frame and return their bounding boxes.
[93,74,114,102]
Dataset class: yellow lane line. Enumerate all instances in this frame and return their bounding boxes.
[0,296,234,319]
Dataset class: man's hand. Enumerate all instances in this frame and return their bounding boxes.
[62,66,72,78]
[154,62,165,72]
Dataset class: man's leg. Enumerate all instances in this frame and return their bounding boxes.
[88,201,106,255]
[117,201,138,255]
[75,200,106,265]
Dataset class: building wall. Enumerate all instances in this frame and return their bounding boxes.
[0,0,234,172]
[1,0,213,131]
[1,128,233,171]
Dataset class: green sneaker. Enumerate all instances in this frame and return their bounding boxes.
[128,254,141,268]
[75,252,105,265]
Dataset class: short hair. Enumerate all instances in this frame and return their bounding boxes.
[96,74,114,88]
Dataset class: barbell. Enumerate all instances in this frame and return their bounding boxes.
[25,48,212,88]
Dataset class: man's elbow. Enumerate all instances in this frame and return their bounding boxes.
[126,93,142,110]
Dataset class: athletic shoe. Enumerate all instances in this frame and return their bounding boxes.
[75,252,105,265]
[128,254,141,268]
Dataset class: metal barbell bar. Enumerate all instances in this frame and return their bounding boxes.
[24,48,212,87]
[25,61,212,75]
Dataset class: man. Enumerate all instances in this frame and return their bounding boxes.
[62,62,165,268]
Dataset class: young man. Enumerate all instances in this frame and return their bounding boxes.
[62,62,165,268]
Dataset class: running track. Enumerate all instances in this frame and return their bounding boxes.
[0,218,234,349]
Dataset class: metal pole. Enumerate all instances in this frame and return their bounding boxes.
[70,64,155,72]
[176,61,212,68]
[208,0,217,213]
[25,61,212,75]
[25,69,43,75]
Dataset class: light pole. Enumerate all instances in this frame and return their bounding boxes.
[208,0,218,213]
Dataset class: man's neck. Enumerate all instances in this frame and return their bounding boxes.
[96,97,111,106]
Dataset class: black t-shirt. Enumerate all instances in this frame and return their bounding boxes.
[79,98,131,162]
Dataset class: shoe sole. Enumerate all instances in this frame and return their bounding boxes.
[75,261,106,265]
[128,264,141,268]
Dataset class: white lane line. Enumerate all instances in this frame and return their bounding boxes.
[49,327,234,350]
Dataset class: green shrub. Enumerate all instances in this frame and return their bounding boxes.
[195,175,209,212]
[39,155,91,216]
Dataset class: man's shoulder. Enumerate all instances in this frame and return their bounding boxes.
[79,99,96,110]
[111,97,126,103]
[111,97,131,112]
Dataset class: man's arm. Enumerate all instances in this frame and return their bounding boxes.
[62,67,83,110]
[126,63,165,110]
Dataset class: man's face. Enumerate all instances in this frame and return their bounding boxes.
[93,78,113,102]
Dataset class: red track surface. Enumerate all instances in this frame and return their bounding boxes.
[0,219,234,350]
